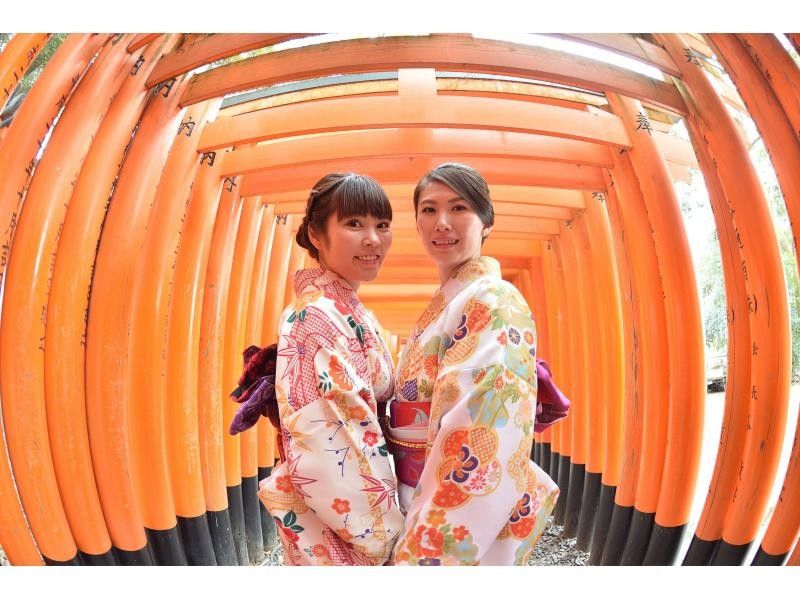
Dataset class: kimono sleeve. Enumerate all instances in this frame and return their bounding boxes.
[392,281,541,565]
[263,309,404,563]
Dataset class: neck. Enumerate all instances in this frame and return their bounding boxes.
[320,263,360,292]
[437,255,480,285]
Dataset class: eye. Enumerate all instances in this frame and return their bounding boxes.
[420,206,435,214]
[346,218,362,227]
[452,204,468,212]
[378,221,391,230]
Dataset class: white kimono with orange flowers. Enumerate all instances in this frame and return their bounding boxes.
[389,257,559,566]
[258,268,403,565]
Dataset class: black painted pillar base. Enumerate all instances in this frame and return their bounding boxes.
[601,503,633,565]
[145,526,187,565]
[207,508,238,566]
[114,545,154,565]
[78,549,117,565]
[563,462,585,538]
[751,546,788,566]
[682,535,719,565]
[710,540,751,565]
[532,440,541,464]
[643,522,685,565]
[588,483,616,565]
[242,475,265,564]
[227,484,249,565]
[258,466,277,550]
[620,509,654,565]
[553,455,571,525]
[177,514,217,565]
[42,554,82,565]
[576,470,602,551]
[541,443,552,476]
[548,450,560,488]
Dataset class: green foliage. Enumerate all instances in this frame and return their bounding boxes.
[17,33,68,94]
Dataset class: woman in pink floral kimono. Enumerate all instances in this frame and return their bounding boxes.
[257,173,404,565]
[386,163,560,565]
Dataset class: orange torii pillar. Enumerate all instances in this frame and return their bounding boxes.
[657,32,792,566]
[198,175,244,565]
[708,33,800,566]
[0,33,50,113]
[607,93,705,565]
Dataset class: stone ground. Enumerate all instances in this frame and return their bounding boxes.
[0,518,587,566]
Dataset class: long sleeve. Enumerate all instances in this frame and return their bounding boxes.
[392,281,556,565]
[258,303,403,565]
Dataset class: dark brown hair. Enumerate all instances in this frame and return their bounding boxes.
[413,162,495,233]
[296,172,392,261]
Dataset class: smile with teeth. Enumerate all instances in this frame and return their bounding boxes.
[432,239,459,246]
[355,255,380,262]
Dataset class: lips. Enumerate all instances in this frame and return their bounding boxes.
[432,238,459,246]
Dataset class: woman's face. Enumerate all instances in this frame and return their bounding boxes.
[310,212,392,290]
[416,180,490,283]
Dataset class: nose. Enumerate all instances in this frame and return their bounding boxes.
[435,212,452,231]
[363,226,380,246]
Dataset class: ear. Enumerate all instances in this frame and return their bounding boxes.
[307,225,321,251]
[482,226,493,239]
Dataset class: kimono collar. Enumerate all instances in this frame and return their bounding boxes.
[439,256,502,302]
[293,267,361,312]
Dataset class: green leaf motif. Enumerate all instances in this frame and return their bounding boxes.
[378,444,388,456]
[299,309,306,322]
[287,312,297,323]
[291,525,304,533]
[284,511,297,527]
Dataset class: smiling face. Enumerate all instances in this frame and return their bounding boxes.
[415,180,491,284]
[309,212,392,291]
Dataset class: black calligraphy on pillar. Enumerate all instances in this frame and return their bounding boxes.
[635,111,653,136]
[684,47,703,66]
[752,342,759,356]
[157,77,177,98]
[131,54,145,76]
[177,117,196,137]
[200,151,216,166]
[223,177,238,192]
[276,214,288,225]
[592,192,605,202]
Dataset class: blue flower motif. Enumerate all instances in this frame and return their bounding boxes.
[508,327,521,345]
[418,557,441,566]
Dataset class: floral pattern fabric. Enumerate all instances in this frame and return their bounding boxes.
[258,268,403,565]
[390,257,559,565]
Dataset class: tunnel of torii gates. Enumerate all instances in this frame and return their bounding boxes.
[0,32,799,568]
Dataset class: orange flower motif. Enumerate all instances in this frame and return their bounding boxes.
[412,525,444,558]
[311,544,329,557]
[524,330,535,346]
[423,354,439,379]
[329,355,353,390]
[363,431,378,447]
[473,369,487,384]
[348,405,367,420]
[452,525,469,541]
[331,498,351,515]
[497,331,508,345]
[338,528,354,542]
[275,475,293,493]
[426,509,446,527]
[494,375,506,391]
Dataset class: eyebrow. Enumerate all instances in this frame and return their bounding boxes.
[419,196,465,205]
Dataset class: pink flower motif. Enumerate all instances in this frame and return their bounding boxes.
[363,431,378,447]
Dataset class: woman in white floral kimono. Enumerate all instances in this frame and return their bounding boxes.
[386,163,560,565]
[256,173,404,565]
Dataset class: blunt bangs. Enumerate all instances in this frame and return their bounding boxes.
[331,174,393,222]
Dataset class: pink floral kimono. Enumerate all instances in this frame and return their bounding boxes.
[258,268,404,565]
[387,257,559,565]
